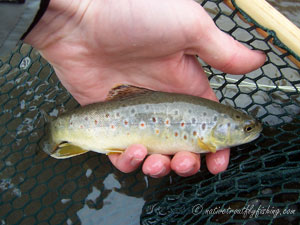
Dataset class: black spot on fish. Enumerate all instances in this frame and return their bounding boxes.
[191,118,196,124]
[223,114,229,119]
[202,123,206,130]
[203,112,207,117]
[131,109,135,114]
[213,115,218,122]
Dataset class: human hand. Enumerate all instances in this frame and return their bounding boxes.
[25,0,265,177]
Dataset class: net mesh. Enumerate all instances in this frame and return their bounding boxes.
[0,0,299,224]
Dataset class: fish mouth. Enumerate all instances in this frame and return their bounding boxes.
[248,132,261,142]
[256,120,263,131]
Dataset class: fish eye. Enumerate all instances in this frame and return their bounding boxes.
[244,125,253,133]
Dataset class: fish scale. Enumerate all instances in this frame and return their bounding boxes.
[44,86,262,159]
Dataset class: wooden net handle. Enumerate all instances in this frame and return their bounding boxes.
[224,0,300,68]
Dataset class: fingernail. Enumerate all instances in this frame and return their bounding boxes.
[179,166,195,175]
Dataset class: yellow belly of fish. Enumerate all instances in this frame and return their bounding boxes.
[51,126,215,158]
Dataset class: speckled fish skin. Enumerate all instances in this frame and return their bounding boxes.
[45,88,262,159]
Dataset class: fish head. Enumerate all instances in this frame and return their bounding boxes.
[212,110,263,149]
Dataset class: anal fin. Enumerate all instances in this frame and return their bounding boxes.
[197,138,216,153]
[105,149,125,155]
[51,142,89,159]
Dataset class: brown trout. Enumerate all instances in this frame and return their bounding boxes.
[44,85,262,159]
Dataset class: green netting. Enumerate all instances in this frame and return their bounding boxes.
[1,0,300,224]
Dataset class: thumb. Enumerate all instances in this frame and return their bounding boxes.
[187,10,265,74]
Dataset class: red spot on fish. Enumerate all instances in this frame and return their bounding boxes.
[165,120,170,125]
[140,122,145,127]
[184,135,187,140]
[175,132,178,137]
[124,120,128,125]
[155,129,160,134]
[111,125,115,129]
[152,117,156,123]
[181,122,185,127]
[193,131,197,136]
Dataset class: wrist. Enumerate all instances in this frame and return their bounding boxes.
[21,0,50,40]
[23,0,86,50]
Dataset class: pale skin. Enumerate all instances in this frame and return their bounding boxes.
[25,0,265,178]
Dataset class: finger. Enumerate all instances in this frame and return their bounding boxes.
[170,151,200,177]
[142,154,171,178]
[186,7,266,74]
[206,148,230,174]
[108,144,147,173]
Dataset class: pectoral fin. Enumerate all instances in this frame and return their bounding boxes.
[197,138,216,153]
[51,142,89,159]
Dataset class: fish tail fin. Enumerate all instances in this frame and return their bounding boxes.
[40,109,51,123]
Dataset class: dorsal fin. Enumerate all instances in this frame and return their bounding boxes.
[105,85,153,101]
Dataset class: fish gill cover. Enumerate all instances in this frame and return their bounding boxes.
[0,0,300,224]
